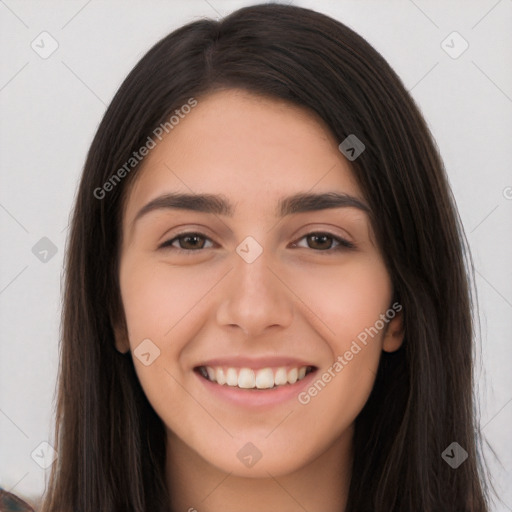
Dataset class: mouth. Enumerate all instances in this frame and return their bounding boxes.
[194,364,317,390]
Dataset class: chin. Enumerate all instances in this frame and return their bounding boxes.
[194,434,320,478]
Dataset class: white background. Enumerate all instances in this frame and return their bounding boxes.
[0,0,511,510]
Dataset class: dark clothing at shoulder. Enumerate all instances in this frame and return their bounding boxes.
[0,489,35,512]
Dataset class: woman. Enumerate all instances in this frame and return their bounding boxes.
[36,3,489,511]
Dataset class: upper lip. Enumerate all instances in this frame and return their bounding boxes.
[194,356,316,370]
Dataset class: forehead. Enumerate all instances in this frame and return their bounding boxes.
[122,88,364,225]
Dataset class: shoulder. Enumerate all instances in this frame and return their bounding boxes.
[0,488,35,512]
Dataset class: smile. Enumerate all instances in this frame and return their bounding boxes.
[196,365,315,390]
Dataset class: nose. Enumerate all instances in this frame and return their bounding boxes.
[215,245,294,338]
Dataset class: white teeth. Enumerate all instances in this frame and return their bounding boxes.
[255,368,274,389]
[216,368,226,385]
[238,368,256,388]
[202,365,312,389]
[287,367,298,384]
[226,367,238,386]
[274,367,288,386]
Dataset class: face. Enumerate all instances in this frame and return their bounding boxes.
[114,88,404,478]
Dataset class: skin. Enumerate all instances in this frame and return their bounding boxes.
[114,88,404,512]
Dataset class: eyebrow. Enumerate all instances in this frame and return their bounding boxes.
[132,191,371,227]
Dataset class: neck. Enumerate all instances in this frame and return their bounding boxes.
[165,426,353,512]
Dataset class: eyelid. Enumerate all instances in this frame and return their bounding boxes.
[292,233,355,250]
[158,231,216,252]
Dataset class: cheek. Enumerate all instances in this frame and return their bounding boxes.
[291,255,391,408]
[118,256,225,411]
[289,253,392,347]
[119,255,216,343]
[296,260,392,434]
[118,256,209,427]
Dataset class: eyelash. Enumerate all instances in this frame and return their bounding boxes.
[159,231,356,254]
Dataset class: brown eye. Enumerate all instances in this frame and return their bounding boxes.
[307,233,333,250]
[160,232,213,252]
[292,232,355,252]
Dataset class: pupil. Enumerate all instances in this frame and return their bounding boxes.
[311,234,329,249]
[185,235,201,248]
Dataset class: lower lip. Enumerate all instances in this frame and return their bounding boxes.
[195,369,318,409]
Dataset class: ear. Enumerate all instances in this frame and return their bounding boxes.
[112,316,131,354]
[382,308,404,353]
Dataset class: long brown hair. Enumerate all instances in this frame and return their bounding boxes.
[40,3,490,511]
